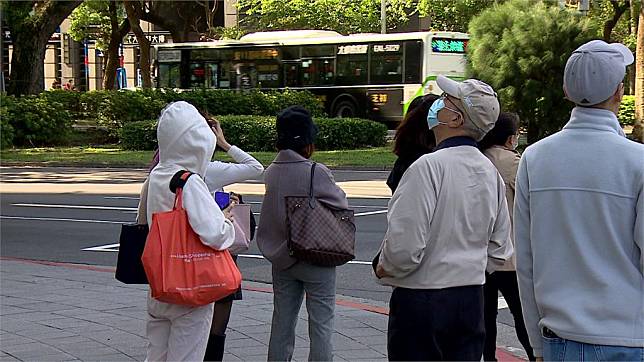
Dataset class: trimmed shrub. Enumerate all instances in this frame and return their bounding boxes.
[120,120,159,150]
[0,97,15,148]
[618,95,635,126]
[119,115,387,151]
[1,93,73,146]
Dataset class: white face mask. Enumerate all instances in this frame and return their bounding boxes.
[509,135,519,150]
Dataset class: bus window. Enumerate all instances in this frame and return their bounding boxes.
[404,41,422,84]
[158,63,181,88]
[257,62,280,88]
[302,45,335,57]
[206,63,218,88]
[190,63,206,88]
[370,43,402,84]
[336,44,368,85]
[282,46,300,60]
[301,58,334,86]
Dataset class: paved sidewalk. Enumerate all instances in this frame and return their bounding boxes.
[0,258,524,361]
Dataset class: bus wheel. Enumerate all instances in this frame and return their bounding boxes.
[333,100,357,118]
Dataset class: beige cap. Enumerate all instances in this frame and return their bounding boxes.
[436,75,500,136]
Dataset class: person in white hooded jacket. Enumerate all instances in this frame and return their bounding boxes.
[144,101,235,362]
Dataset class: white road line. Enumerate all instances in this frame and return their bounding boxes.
[354,210,387,217]
[77,241,510,310]
[82,243,120,251]
[13,202,384,217]
[105,197,388,209]
[1,216,125,224]
[12,203,137,211]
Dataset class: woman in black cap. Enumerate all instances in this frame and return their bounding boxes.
[256,106,349,361]
[479,112,535,362]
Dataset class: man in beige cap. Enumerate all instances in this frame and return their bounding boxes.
[375,76,513,361]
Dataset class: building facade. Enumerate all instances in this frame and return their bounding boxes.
[1,0,238,92]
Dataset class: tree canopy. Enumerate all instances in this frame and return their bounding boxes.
[467,0,598,142]
[68,0,125,51]
[237,0,416,35]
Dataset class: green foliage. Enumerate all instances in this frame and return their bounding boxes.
[119,120,159,151]
[417,0,496,32]
[120,116,387,151]
[210,26,247,40]
[69,0,124,51]
[0,93,73,146]
[618,95,635,126]
[587,0,639,50]
[0,96,15,149]
[467,0,598,142]
[237,0,415,34]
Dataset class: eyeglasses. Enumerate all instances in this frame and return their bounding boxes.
[440,94,464,119]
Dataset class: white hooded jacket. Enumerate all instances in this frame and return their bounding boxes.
[146,101,234,250]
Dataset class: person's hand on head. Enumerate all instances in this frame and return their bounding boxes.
[209,119,232,152]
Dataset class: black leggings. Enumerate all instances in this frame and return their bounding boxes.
[484,271,535,361]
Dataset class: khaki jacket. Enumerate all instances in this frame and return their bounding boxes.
[484,146,520,271]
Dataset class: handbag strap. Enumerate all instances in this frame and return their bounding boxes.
[308,162,317,209]
[171,170,193,210]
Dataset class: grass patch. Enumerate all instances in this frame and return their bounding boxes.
[1,145,397,169]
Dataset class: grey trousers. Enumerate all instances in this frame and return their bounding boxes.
[268,262,336,362]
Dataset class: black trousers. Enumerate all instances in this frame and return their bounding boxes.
[387,285,485,361]
[484,271,535,361]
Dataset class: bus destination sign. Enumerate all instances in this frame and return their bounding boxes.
[431,38,467,54]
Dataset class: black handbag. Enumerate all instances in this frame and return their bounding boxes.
[115,223,149,284]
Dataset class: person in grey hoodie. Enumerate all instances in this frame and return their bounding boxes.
[515,40,643,361]
[256,106,349,361]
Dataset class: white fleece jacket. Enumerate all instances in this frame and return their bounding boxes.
[146,101,234,251]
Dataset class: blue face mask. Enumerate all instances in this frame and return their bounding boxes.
[427,98,446,130]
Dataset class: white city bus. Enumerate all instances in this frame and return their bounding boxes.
[154,30,468,123]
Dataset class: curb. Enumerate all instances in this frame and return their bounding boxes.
[1,256,526,361]
[0,162,393,172]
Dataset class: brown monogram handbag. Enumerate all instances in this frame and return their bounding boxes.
[285,163,356,267]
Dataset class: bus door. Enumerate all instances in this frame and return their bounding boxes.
[283,61,300,87]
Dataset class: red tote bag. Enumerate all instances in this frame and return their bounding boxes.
[142,173,241,307]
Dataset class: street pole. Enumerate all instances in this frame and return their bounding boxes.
[381,0,386,34]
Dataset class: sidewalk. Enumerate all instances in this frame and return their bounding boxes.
[0,258,525,361]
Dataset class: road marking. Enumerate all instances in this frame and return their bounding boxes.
[12,203,137,211]
[1,216,125,224]
[13,202,386,217]
[104,197,388,209]
[82,243,120,251]
[79,242,509,310]
[354,210,387,217]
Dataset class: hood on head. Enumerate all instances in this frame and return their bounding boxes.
[156,101,215,176]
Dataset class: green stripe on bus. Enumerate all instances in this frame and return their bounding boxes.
[402,74,466,116]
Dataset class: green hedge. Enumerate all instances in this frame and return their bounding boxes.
[0,93,73,147]
[120,115,387,151]
[618,95,635,126]
[19,88,325,138]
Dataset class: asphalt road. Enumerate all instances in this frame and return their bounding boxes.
[0,191,393,302]
[0,167,527,357]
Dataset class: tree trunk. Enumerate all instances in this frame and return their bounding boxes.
[104,2,130,90]
[6,0,83,95]
[603,1,629,41]
[632,8,644,143]
[7,32,48,95]
[124,1,152,88]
